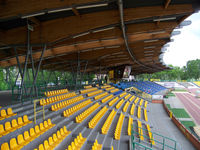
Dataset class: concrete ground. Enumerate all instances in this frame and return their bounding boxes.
[148,103,195,150]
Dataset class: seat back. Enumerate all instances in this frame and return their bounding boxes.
[1,109,7,117]
[17,117,23,125]
[10,138,18,149]
[7,108,13,115]
[1,142,10,150]
[5,122,12,131]
[11,119,18,128]
[17,134,25,145]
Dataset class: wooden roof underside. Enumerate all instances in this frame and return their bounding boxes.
[0,0,199,74]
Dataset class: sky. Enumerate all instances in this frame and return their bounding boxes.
[163,11,200,67]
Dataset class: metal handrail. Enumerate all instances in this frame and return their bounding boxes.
[131,125,177,150]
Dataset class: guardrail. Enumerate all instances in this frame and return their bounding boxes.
[131,125,177,150]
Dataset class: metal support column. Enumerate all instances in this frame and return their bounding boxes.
[31,44,46,99]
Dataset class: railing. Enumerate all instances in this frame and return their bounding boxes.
[131,125,177,150]
[34,99,45,124]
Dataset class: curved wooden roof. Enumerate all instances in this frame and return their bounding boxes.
[0,0,199,74]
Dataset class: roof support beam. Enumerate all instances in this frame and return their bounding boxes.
[118,0,157,71]
[164,0,171,9]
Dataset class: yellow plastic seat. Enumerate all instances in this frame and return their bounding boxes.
[63,126,69,134]
[44,121,48,129]
[56,130,62,140]
[44,140,50,150]
[53,133,59,144]
[24,131,32,142]
[5,121,15,132]
[48,137,54,147]
[17,117,24,126]
[68,145,72,150]
[39,123,46,132]
[11,119,18,129]
[51,105,55,111]
[60,128,65,137]
[23,115,31,124]
[17,134,27,146]
[0,124,7,136]
[47,119,54,127]
[10,138,20,150]
[1,142,10,150]
[1,109,7,118]
[30,128,37,138]
[38,144,45,150]
[34,125,41,136]
[7,108,16,116]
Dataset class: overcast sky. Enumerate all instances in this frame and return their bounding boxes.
[163,11,200,67]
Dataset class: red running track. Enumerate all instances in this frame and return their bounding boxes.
[187,88,200,95]
[175,93,200,125]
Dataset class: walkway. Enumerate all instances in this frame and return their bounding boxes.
[148,103,195,150]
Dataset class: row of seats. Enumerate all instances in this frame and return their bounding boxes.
[0,108,16,121]
[138,121,144,140]
[51,95,84,111]
[63,99,92,117]
[116,99,124,109]
[119,92,126,98]
[66,133,86,150]
[144,101,148,108]
[130,104,135,115]
[139,99,143,106]
[44,89,68,97]
[1,119,54,150]
[134,97,140,104]
[144,109,148,122]
[124,94,131,100]
[110,89,119,93]
[108,97,119,106]
[75,103,100,123]
[87,90,103,97]
[84,85,92,89]
[129,96,135,102]
[88,106,108,129]
[91,140,102,150]
[102,109,116,134]
[0,115,32,137]
[94,92,108,100]
[128,116,133,136]
[35,126,70,150]
[101,95,113,103]
[137,106,141,119]
[123,101,130,112]
[40,92,76,106]
[80,87,98,94]
[114,113,124,140]
[101,85,111,89]
[105,87,115,91]
[146,124,155,145]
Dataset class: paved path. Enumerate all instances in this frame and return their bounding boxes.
[175,93,200,125]
[148,103,195,150]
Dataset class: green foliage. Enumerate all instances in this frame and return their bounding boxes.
[0,66,95,91]
[136,59,200,80]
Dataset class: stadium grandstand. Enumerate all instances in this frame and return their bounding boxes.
[0,0,200,150]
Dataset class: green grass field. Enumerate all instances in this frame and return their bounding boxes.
[173,89,187,92]
[180,121,196,132]
[171,108,191,118]
[166,104,171,110]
